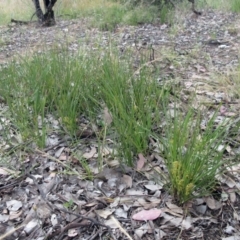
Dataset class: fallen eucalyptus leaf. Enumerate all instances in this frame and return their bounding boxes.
[132,208,162,221]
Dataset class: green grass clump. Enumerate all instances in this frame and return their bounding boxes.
[123,5,162,25]
[0,48,168,166]
[0,52,100,144]
[230,0,240,12]
[158,108,230,203]
[91,5,127,31]
[90,4,168,31]
[98,57,167,165]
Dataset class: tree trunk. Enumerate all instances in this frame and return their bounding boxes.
[32,0,58,26]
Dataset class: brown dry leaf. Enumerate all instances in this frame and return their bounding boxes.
[103,107,112,126]
[9,210,22,220]
[137,153,146,171]
[114,208,128,219]
[0,214,9,222]
[42,172,58,195]
[192,74,210,81]
[227,164,240,176]
[0,167,20,176]
[224,225,235,234]
[144,183,163,192]
[51,214,58,226]
[59,152,68,161]
[35,200,52,219]
[162,208,183,217]
[23,219,39,235]
[96,146,113,157]
[181,216,193,230]
[137,197,161,209]
[217,175,236,188]
[194,198,205,205]
[221,192,229,202]
[184,81,193,88]
[195,204,207,214]
[61,192,86,206]
[85,201,98,207]
[68,228,78,237]
[228,190,236,203]
[114,196,134,207]
[155,229,167,239]
[165,202,183,215]
[196,64,206,73]
[222,236,240,240]
[96,168,122,181]
[126,189,145,196]
[161,213,182,227]
[220,105,227,115]
[233,212,240,221]
[95,209,114,219]
[105,159,120,167]
[82,147,97,159]
[205,197,222,210]
[134,223,149,238]
[6,200,22,212]
[54,147,65,158]
[105,216,133,240]
[121,175,132,188]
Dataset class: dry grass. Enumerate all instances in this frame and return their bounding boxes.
[204,0,230,10]
[216,70,240,99]
[0,0,34,24]
[0,0,119,25]
[56,0,118,13]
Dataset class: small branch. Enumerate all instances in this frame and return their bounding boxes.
[11,19,31,25]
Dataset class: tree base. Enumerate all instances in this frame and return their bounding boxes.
[41,10,56,27]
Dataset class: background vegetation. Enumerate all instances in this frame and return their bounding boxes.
[0,0,239,28]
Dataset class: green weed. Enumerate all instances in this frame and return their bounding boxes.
[63,199,74,209]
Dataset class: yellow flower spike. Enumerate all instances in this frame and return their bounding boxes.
[171,161,179,177]
[178,179,184,190]
[185,183,194,197]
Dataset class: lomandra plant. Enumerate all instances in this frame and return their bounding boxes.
[0,47,167,164]
[0,51,100,144]
[98,55,167,166]
[160,108,230,203]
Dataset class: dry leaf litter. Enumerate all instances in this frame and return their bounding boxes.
[0,9,240,240]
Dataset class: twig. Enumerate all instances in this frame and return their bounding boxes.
[52,206,111,240]
[87,229,108,240]
[0,175,25,190]
[0,224,26,240]
[57,207,110,229]
[11,19,31,25]
[110,216,133,240]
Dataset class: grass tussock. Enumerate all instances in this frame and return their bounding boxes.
[0,46,235,203]
[158,108,230,203]
[0,49,168,165]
